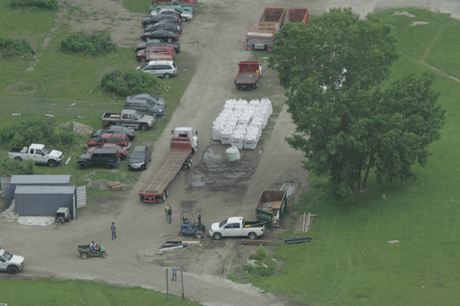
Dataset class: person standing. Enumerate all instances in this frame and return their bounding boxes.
[171,264,178,282]
[165,204,170,221]
[110,222,117,240]
[168,205,172,224]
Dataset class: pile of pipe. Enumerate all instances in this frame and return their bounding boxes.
[284,237,313,244]
[212,98,273,149]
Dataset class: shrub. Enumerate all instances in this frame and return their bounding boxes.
[0,38,33,59]
[10,0,58,10]
[249,244,268,261]
[0,119,77,148]
[60,31,117,56]
[0,159,37,177]
[101,68,159,96]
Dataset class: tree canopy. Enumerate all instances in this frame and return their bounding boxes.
[270,8,446,201]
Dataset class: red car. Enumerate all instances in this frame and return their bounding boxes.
[86,144,128,160]
[85,133,131,149]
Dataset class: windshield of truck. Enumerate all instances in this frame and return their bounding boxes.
[42,146,52,154]
[219,219,228,228]
[2,250,12,260]
[134,111,145,119]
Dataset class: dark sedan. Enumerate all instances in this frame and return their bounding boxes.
[91,126,136,140]
[141,30,180,42]
[145,21,182,33]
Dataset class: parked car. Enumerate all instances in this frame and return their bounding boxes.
[145,21,182,33]
[101,109,156,131]
[136,39,180,53]
[91,126,136,141]
[137,60,178,79]
[142,14,181,28]
[85,133,131,149]
[86,144,128,160]
[128,145,152,171]
[141,29,180,42]
[127,93,168,108]
[124,99,166,117]
[0,247,25,275]
[77,148,120,170]
[136,45,175,62]
[150,7,193,21]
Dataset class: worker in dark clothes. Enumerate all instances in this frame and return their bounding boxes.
[168,205,172,224]
[171,264,178,282]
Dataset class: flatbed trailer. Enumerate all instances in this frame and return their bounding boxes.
[139,137,193,203]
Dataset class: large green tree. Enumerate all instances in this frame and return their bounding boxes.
[270,8,446,201]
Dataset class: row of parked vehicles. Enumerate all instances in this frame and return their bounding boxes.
[134,1,196,79]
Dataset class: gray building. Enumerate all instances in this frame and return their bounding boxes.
[5,175,71,207]
[14,186,76,219]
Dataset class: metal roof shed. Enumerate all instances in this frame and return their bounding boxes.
[5,175,72,207]
[14,186,76,219]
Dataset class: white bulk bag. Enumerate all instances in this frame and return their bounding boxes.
[226,146,241,161]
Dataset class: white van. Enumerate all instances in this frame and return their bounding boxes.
[137,60,178,79]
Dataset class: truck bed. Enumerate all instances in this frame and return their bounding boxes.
[139,149,190,194]
[236,72,258,84]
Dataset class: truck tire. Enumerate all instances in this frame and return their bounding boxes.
[140,56,146,62]
[48,160,57,167]
[79,163,88,170]
[106,163,115,170]
[251,82,258,89]
[267,46,273,52]
[157,192,166,203]
[101,252,107,258]
[14,156,23,162]
[81,253,88,259]
[140,196,145,202]
[236,84,242,90]
[248,232,257,240]
[195,231,204,239]
[7,266,19,275]
[246,44,253,51]
[165,189,170,198]
[213,233,222,240]
[140,124,148,131]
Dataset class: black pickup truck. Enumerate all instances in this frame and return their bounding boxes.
[77,148,120,170]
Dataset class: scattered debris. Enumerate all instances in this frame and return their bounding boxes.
[392,11,416,18]
[409,21,428,26]
[240,239,272,246]
[107,181,124,191]
[284,237,312,244]
[388,239,400,244]
[156,240,202,255]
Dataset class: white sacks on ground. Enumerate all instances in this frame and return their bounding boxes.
[213,98,272,149]
[226,146,241,161]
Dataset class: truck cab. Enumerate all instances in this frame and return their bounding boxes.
[0,247,25,275]
[173,127,198,152]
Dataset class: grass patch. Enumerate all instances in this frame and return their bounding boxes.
[1,279,202,306]
[247,8,460,305]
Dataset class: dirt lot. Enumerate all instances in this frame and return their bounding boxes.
[1,0,459,305]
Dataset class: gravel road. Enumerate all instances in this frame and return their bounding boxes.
[1,0,459,305]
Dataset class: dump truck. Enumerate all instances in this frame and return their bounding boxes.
[235,61,262,89]
[138,127,198,203]
[255,190,287,230]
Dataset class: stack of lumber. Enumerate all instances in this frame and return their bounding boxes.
[107,181,124,191]
[294,212,317,234]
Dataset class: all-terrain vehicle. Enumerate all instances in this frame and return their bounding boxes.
[55,207,71,227]
[77,244,107,259]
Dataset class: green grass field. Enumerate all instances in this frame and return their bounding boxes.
[243,9,460,306]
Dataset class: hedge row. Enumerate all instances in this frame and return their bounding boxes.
[10,0,58,10]
[60,31,117,56]
[0,119,77,148]
[101,68,159,96]
[0,38,33,59]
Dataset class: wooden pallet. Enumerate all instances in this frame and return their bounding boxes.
[240,239,272,246]
[107,181,124,191]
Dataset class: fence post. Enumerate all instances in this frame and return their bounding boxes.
[166,268,169,301]
[181,270,184,299]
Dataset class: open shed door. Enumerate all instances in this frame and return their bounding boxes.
[76,185,87,209]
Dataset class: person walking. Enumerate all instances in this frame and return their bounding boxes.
[110,222,117,240]
[168,205,172,224]
[165,204,170,221]
[171,264,178,282]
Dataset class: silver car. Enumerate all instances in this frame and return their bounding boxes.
[137,60,178,79]
[150,7,193,21]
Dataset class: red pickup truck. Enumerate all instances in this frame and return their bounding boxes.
[234,61,262,89]
[136,46,176,62]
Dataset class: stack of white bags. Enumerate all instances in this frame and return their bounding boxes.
[212,98,273,150]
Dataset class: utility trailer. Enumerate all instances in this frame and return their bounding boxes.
[138,128,197,203]
[255,190,287,230]
[235,61,262,89]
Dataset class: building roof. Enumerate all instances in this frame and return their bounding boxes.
[15,186,76,195]
[10,175,71,184]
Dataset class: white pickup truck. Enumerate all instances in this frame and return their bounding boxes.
[209,217,266,240]
[8,143,64,167]
[0,247,25,275]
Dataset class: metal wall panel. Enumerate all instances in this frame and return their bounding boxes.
[6,175,71,206]
[76,185,87,209]
[14,186,76,217]
[1,176,11,199]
